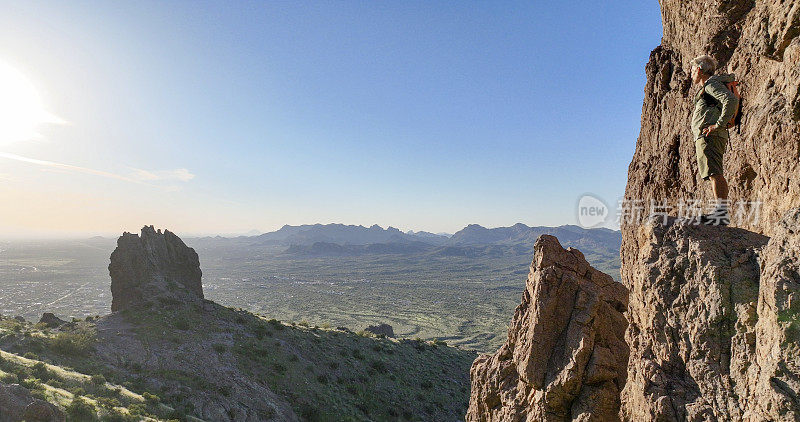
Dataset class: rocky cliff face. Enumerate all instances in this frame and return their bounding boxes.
[625,0,799,236]
[621,211,799,421]
[469,2,800,421]
[109,225,203,312]
[467,235,629,422]
[620,0,800,420]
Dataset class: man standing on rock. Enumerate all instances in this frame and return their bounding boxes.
[689,54,739,226]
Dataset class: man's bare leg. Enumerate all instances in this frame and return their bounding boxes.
[709,174,729,201]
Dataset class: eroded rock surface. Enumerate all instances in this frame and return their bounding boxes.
[620,0,800,419]
[745,209,800,420]
[621,216,769,421]
[467,235,629,422]
[0,382,65,422]
[624,0,800,236]
[109,225,203,312]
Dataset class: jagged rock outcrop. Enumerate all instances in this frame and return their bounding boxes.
[625,0,799,236]
[109,225,203,312]
[621,211,800,421]
[0,382,65,422]
[467,235,629,422]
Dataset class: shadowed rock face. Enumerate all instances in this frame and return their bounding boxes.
[109,225,203,312]
[621,211,800,421]
[747,209,800,420]
[467,235,629,422]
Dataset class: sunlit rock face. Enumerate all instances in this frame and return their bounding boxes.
[467,235,629,422]
[621,211,799,422]
[624,0,799,237]
[109,225,203,312]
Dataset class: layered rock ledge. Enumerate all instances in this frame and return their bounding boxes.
[467,235,629,422]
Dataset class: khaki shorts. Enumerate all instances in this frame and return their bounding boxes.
[695,135,726,180]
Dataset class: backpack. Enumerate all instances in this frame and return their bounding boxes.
[703,80,744,132]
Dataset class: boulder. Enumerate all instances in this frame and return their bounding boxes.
[467,235,629,422]
[109,225,203,312]
[364,323,395,337]
[621,216,769,420]
[0,382,65,422]
[38,313,66,328]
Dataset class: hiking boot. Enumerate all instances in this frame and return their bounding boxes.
[699,208,730,226]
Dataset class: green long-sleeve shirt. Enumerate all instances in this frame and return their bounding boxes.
[691,73,738,140]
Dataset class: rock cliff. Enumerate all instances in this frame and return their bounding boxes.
[108,225,203,312]
[624,0,799,236]
[620,0,800,420]
[469,2,800,421]
[467,235,629,422]
[621,211,799,421]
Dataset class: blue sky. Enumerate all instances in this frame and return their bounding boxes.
[0,1,662,237]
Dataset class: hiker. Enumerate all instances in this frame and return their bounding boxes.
[690,54,739,226]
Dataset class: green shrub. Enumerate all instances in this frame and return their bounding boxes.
[298,320,309,327]
[173,318,191,331]
[213,344,227,354]
[23,352,39,360]
[351,348,365,360]
[20,377,42,390]
[91,374,107,386]
[66,396,97,421]
[142,391,160,404]
[100,409,137,422]
[96,396,121,409]
[253,324,272,339]
[49,330,96,356]
[31,362,52,381]
[370,360,387,372]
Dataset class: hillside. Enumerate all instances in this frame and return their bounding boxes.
[0,227,475,421]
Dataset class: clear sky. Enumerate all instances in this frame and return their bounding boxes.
[0,1,662,238]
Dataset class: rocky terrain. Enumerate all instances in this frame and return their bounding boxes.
[467,235,628,422]
[0,226,476,421]
[469,0,799,421]
[625,0,799,235]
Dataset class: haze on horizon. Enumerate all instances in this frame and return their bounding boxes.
[0,1,661,239]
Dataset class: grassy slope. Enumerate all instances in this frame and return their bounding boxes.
[0,300,476,422]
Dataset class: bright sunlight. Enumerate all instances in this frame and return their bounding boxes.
[0,60,63,145]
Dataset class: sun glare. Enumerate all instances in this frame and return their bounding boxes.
[0,61,63,145]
